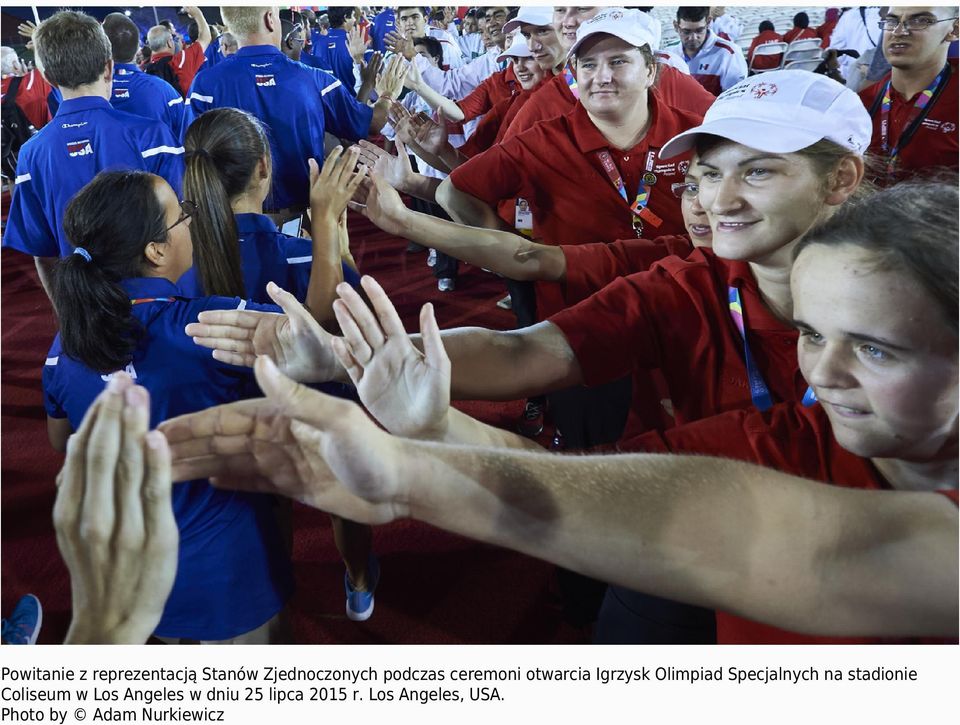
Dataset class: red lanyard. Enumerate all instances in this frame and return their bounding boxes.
[596,150,663,236]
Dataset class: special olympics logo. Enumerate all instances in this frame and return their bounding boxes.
[942,122,956,134]
[751,82,778,99]
[678,160,690,175]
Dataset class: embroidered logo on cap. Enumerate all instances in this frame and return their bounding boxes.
[678,160,690,175]
[67,139,93,157]
[256,74,276,87]
[751,82,778,99]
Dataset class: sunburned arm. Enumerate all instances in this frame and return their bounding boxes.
[401,446,959,637]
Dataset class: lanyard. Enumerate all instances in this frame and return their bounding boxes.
[130,297,175,305]
[562,64,579,100]
[596,150,663,236]
[728,286,817,411]
[879,63,951,175]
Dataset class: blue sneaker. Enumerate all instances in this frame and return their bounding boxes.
[344,557,380,622]
[1,594,42,645]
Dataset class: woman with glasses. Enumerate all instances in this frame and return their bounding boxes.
[859,6,958,183]
[39,164,358,642]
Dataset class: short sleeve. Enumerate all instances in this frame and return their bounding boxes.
[448,141,527,206]
[319,73,373,141]
[42,357,67,419]
[140,123,185,197]
[2,150,60,257]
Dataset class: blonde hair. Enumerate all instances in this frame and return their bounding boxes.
[221,6,270,38]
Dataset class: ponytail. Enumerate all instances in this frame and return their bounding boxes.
[54,170,165,373]
[184,108,272,298]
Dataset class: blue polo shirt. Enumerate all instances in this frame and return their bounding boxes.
[185,45,372,212]
[177,212,361,301]
[2,96,184,258]
[111,63,186,141]
[321,27,357,94]
[370,8,396,53]
[204,35,222,68]
[305,28,328,67]
[42,276,293,640]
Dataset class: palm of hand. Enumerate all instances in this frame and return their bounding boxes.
[354,336,449,439]
[265,315,338,384]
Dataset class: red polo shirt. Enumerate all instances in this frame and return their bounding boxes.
[455,64,518,121]
[560,234,694,306]
[859,63,959,184]
[782,26,817,44]
[459,83,539,158]
[747,30,784,70]
[150,42,206,96]
[503,64,712,141]
[1,70,53,130]
[622,403,959,644]
[549,248,806,433]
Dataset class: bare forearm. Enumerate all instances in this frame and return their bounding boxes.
[404,448,959,637]
[412,82,465,122]
[436,177,514,232]
[34,255,57,303]
[398,172,442,203]
[306,211,344,324]
[369,97,392,135]
[397,208,565,282]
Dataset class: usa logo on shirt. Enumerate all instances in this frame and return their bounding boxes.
[100,363,138,382]
[256,74,276,87]
[67,139,93,157]
[115,88,130,99]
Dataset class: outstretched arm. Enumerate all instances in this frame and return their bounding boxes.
[163,361,959,638]
[355,171,566,282]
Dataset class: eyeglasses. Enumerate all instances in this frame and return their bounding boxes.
[878,15,958,32]
[164,200,197,234]
[677,26,708,37]
[284,22,304,45]
[671,182,699,200]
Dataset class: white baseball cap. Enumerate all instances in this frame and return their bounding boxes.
[567,7,660,59]
[502,7,554,35]
[497,37,534,64]
[660,70,873,159]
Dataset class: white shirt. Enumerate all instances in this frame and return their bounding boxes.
[828,7,883,85]
[414,44,500,100]
[667,30,748,94]
[711,14,742,43]
[427,26,465,69]
[457,31,486,60]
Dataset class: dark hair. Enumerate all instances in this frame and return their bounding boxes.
[397,7,429,18]
[413,35,443,65]
[677,7,710,23]
[759,20,775,33]
[183,108,271,298]
[54,171,167,373]
[103,12,141,63]
[160,19,176,33]
[793,12,810,29]
[187,20,200,43]
[328,7,354,28]
[794,181,958,332]
[34,11,112,88]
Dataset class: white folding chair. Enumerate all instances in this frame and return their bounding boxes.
[749,41,787,73]
[784,58,824,72]
[784,47,824,64]
[787,37,824,53]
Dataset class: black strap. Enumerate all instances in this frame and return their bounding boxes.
[2,75,23,109]
[890,62,953,157]
[860,7,879,47]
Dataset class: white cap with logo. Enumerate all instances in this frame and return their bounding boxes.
[660,70,873,159]
[567,7,661,59]
[502,7,554,35]
[497,37,534,64]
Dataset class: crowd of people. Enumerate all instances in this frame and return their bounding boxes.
[0,5,957,646]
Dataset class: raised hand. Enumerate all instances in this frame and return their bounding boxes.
[357,50,383,102]
[347,24,369,64]
[350,169,412,237]
[308,146,367,221]
[376,53,409,100]
[403,55,424,91]
[186,282,342,383]
[161,357,411,525]
[18,20,36,49]
[384,30,415,60]
[398,112,448,157]
[55,374,178,644]
[353,139,415,192]
[332,276,452,439]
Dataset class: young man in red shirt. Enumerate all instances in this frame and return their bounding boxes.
[144,6,211,97]
[858,5,958,183]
